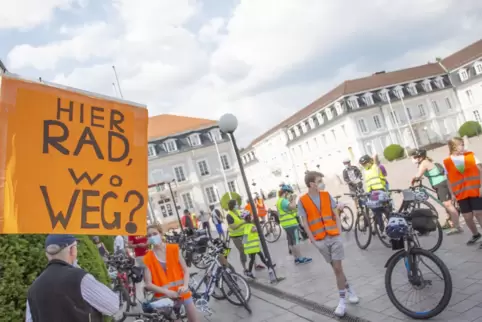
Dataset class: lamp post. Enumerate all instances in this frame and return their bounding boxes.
[219,113,279,283]
[161,173,184,234]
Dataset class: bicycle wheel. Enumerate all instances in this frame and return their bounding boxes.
[262,220,281,243]
[112,284,130,322]
[220,271,252,310]
[385,248,452,319]
[354,211,372,249]
[193,252,211,270]
[189,272,225,300]
[340,206,354,232]
[374,211,391,248]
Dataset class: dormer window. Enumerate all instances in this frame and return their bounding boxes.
[294,126,300,136]
[422,80,432,92]
[304,120,311,130]
[189,134,201,147]
[407,83,418,95]
[334,102,343,114]
[316,113,324,124]
[288,130,294,140]
[148,144,157,158]
[325,108,333,120]
[434,76,445,89]
[210,129,222,142]
[459,69,469,82]
[363,94,374,106]
[379,90,388,101]
[164,139,177,153]
[393,86,404,99]
[475,62,482,75]
[348,97,359,109]
[308,118,315,129]
[300,122,307,133]
[312,116,319,126]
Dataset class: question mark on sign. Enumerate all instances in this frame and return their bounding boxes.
[124,190,144,234]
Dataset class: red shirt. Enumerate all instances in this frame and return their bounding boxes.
[128,236,148,257]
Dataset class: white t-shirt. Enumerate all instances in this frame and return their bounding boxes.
[114,235,125,252]
[444,154,481,173]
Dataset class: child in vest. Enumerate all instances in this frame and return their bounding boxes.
[241,212,269,278]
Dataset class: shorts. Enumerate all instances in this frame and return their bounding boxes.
[135,256,145,268]
[314,235,344,263]
[215,223,224,234]
[458,197,482,214]
[285,226,300,246]
[433,181,451,202]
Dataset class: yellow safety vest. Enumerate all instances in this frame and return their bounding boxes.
[364,165,387,192]
[243,223,260,255]
[228,210,245,237]
[276,198,298,228]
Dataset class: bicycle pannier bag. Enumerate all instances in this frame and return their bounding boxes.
[410,208,437,233]
[129,266,144,283]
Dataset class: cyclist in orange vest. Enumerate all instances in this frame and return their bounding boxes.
[255,195,267,222]
[298,171,359,317]
[444,137,482,247]
[143,224,199,322]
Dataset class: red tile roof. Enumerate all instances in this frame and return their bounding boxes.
[250,38,482,147]
[148,114,217,140]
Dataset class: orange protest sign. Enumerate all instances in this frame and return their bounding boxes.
[0,75,148,235]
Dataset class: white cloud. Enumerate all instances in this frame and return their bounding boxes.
[0,0,86,30]
[5,0,482,145]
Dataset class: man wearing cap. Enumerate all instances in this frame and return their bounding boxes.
[26,234,119,322]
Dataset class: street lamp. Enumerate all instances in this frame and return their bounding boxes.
[161,173,184,234]
[219,113,279,283]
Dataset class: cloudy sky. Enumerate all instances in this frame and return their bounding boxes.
[1,0,482,146]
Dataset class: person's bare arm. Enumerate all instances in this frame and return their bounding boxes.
[287,194,297,210]
[413,160,428,181]
[373,153,380,165]
[178,251,190,292]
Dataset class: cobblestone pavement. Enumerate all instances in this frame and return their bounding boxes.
[225,219,482,322]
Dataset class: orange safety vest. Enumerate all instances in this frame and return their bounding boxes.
[256,199,267,217]
[443,152,481,201]
[244,203,252,213]
[143,244,191,300]
[299,191,339,240]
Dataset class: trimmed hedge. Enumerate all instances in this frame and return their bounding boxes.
[220,192,242,210]
[0,234,111,322]
[383,144,405,161]
[458,121,482,138]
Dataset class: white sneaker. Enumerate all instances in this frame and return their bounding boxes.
[334,301,346,317]
[346,290,359,304]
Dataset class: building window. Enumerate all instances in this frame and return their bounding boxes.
[435,77,445,89]
[322,134,327,144]
[431,100,440,114]
[227,181,236,193]
[148,145,156,157]
[165,140,177,152]
[348,99,358,109]
[408,84,417,95]
[445,97,452,110]
[474,110,482,123]
[173,165,186,182]
[390,111,400,124]
[466,90,474,104]
[405,107,412,120]
[358,119,368,133]
[379,91,388,101]
[220,154,230,170]
[476,63,482,75]
[197,160,210,176]
[316,113,324,124]
[331,129,336,139]
[205,186,218,204]
[418,104,426,116]
[364,95,373,106]
[459,69,469,82]
[290,129,296,138]
[210,129,222,142]
[189,134,201,146]
[422,81,432,92]
[300,122,307,133]
[181,193,194,209]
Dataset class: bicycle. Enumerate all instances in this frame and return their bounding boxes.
[188,238,252,314]
[333,195,354,232]
[262,209,282,243]
[384,200,452,319]
[107,254,140,322]
[123,297,187,322]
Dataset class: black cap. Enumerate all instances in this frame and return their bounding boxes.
[45,234,78,251]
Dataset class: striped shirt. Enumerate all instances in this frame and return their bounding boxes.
[25,273,119,321]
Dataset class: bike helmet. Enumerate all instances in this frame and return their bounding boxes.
[385,216,409,239]
[359,154,372,165]
[412,149,427,159]
[280,184,294,193]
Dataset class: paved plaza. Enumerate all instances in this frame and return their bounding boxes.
[225,138,482,322]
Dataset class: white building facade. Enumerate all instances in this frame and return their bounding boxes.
[241,39,482,191]
[147,120,246,228]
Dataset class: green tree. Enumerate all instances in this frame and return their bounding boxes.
[220,192,242,210]
[458,121,482,138]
